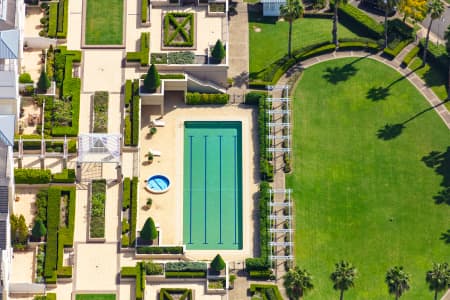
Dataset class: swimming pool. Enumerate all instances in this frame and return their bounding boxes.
[183,121,243,250]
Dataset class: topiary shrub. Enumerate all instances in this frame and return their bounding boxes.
[211,39,225,63]
[19,73,33,84]
[37,69,51,93]
[140,217,157,243]
[143,64,160,93]
[32,218,47,241]
[211,254,226,272]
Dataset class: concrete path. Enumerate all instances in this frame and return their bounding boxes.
[227,0,249,103]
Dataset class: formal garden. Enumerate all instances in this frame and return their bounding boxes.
[285,57,450,299]
[84,0,124,45]
[163,12,195,48]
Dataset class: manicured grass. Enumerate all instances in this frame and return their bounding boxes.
[287,58,449,300]
[85,0,123,45]
[249,14,359,76]
[75,295,115,300]
[409,57,449,110]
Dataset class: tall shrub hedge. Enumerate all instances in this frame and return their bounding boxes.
[185,93,229,105]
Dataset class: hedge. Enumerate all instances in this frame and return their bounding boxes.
[130,177,138,247]
[89,180,106,238]
[402,46,420,67]
[165,271,206,278]
[47,3,58,37]
[338,4,383,40]
[159,74,185,79]
[122,177,131,210]
[419,39,448,74]
[163,13,194,47]
[51,169,75,183]
[44,188,60,280]
[257,95,273,181]
[126,33,150,66]
[56,0,68,38]
[56,187,76,278]
[136,246,184,254]
[131,96,140,146]
[383,39,411,59]
[185,92,229,105]
[141,0,148,23]
[34,294,57,300]
[160,289,192,300]
[249,269,274,279]
[121,266,138,278]
[15,169,51,184]
[245,91,266,105]
[249,284,283,300]
[125,80,132,107]
[165,262,206,272]
[124,116,132,146]
[121,264,145,300]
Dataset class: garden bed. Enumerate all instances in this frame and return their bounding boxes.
[89,180,106,239]
[163,12,195,48]
[92,91,108,133]
[121,177,138,247]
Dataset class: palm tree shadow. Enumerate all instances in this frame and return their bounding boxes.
[422,147,450,209]
[440,229,450,244]
[376,123,405,140]
[323,64,358,84]
[367,86,390,101]
[433,187,450,205]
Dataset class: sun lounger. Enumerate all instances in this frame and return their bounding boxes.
[151,118,165,127]
[149,149,161,156]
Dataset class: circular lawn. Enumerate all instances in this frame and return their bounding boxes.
[287,57,449,300]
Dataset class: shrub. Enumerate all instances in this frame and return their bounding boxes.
[121,234,129,247]
[37,70,51,93]
[211,254,226,272]
[167,51,195,64]
[211,39,225,62]
[245,91,266,105]
[151,53,168,64]
[165,262,206,272]
[402,46,420,67]
[19,73,33,83]
[143,64,161,93]
[185,93,229,105]
[15,169,51,184]
[136,246,184,254]
[140,217,157,243]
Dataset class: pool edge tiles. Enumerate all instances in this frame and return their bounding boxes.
[183,121,243,250]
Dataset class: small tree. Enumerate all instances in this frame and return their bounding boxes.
[330,260,357,300]
[140,217,157,243]
[31,218,47,241]
[143,64,160,93]
[211,254,226,272]
[11,214,29,246]
[37,69,50,93]
[426,263,450,300]
[385,266,410,300]
[211,39,225,62]
[283,266,314,299]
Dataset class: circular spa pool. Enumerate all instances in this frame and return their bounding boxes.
[146,175,171,193]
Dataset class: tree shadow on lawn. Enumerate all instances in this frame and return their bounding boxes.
[322,64,358,84]
[376,100,449,140]
[422,147,450,205]
[367,86,391,101]
[440,229,450,244]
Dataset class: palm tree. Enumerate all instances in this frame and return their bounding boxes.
[445,25,450,97]
[426,262,450,300]
[383,0,399,48]
[283,266,314,299]
[280,0,304,58]
[330,261,357,300]
[385,266,410,300]
[332,0,348,48]
[422,0,445,65]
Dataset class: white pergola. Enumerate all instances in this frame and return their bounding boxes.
[77,134,121,164]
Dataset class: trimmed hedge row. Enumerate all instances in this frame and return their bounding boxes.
[402,46,420,67]
[34,293,57,300]
[125,80,132,107]
[14,168,75,184]
[249,270,274,279]
[185,92,229,105]
[136,246,184,254]
[383,39,411,59]
[47,0,68,38]
[120,263,146,300]
[124,80,140,147]
[256,94,273,181]
[56,187,76,278]
[249,284,283,300]
[130,177,138,246]
[165,271,206,278]
[122,177,131,210]
[159,74,185,79]
[165,262,206,272]
[419,39,448,74]
[160,288,192,300]
[338,4,383,40]
[47,3,58,37]
[163,13,194,47]
[126,33,150,66]
[141,0,148,23]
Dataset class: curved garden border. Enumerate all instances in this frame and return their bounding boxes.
[277,50,450,130]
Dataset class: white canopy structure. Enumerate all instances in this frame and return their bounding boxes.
[260,0,286,17]
[77,134,121,164]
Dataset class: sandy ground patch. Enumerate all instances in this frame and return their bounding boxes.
[24,7,43,38]
[11,251,34,283]
[21,49,43,83]
[13,188,39,228]
[82,50,124,93]
[75,243,118,291]
[138,94,258,262]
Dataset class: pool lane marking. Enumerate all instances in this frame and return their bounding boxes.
[189,135,193,244]
[204,135,208,244]
[219,135,223,244]
[233,135,237,245]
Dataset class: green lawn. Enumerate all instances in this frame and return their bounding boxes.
[286,58,449,300]
[85,0,123,45]
[249,14,359,77]
[76,295,115,300]
[409,57,450,110]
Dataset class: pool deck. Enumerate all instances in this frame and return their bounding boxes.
[139,94,259,262]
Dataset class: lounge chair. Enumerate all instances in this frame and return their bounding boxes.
[149,149,161,156]
[151,118,165,127]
